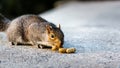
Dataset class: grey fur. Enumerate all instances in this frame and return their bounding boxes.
[0,14,64,48]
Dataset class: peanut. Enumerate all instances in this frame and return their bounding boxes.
[59,48,67,53]
[66,48,76,53]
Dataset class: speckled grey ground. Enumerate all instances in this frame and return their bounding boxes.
[1,1,120,68]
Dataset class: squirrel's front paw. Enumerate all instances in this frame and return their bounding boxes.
[52,46,58,51]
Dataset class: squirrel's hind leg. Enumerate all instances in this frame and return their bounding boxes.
[10,36,23,46]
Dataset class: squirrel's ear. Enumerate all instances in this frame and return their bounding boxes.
[58,24,61,29]
[46,25,52,33]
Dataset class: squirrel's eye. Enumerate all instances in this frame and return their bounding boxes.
[51,34,55,39]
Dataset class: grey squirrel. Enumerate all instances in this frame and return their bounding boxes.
[0,14,64,51]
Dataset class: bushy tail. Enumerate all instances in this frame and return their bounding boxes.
[0,13,10,31]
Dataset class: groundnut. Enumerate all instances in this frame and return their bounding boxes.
[66,48,76,53]
[59,48,67,53]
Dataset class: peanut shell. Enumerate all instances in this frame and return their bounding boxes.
[66,48,76,53]
[59,48,67,53]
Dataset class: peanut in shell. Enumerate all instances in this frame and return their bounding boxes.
[59,48,67,53]
[66,48,76,53]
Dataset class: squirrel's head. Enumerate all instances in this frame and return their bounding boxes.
[46,24,64,50]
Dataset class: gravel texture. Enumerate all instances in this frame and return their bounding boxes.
[1,1,120,68]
